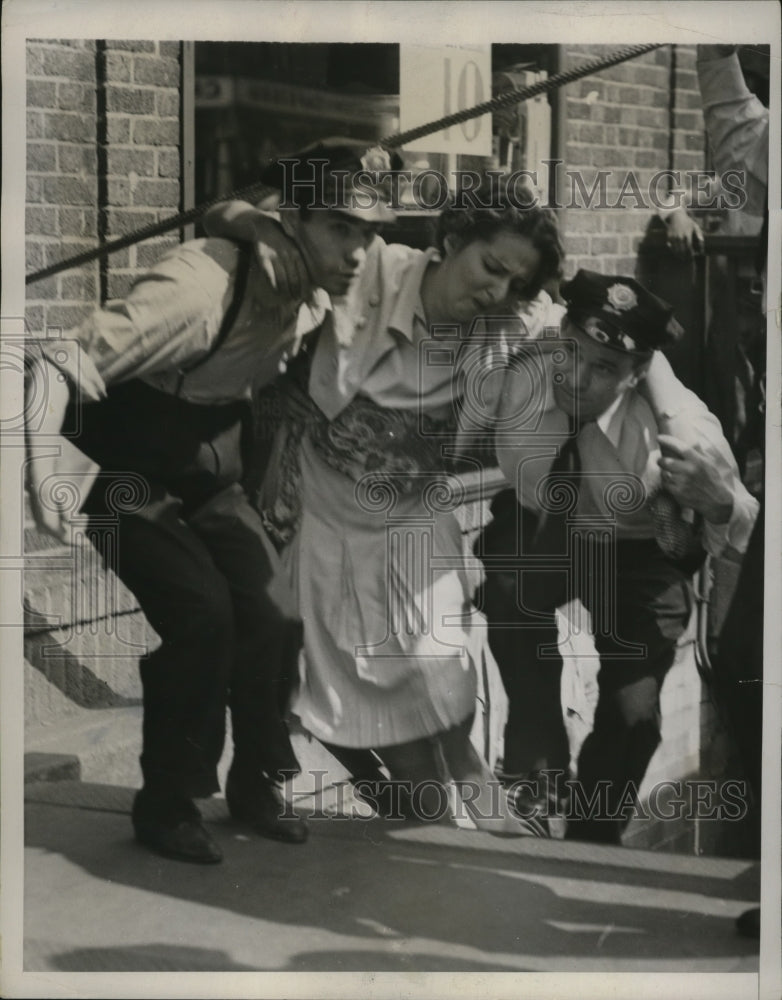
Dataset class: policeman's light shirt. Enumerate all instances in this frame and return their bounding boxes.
[494,349,758,557]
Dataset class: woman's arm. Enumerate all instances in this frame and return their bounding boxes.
[202,200,263,242]
[697,46,769,218]
[202,200,312,301]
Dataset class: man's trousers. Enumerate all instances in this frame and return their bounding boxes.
[84,478,301,800]
[476,490,693,843]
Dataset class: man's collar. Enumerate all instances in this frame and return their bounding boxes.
[387,246,441,342]
[295,286,332,339]
[309,286,332,314]
[595,390,631,446]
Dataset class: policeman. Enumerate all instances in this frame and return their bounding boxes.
[476,270,758,843]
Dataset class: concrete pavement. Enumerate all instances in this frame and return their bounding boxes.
[20,773,760,978]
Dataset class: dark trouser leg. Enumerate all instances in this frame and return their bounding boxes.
[570,541,692,843]
[318,742,418,820]
[475,493,570,777]
[319,742,387,782]
[479,571,569,776]
[377,736,450,822]
[85,484,234,800]
[188,486,302,783]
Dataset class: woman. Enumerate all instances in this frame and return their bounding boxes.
[206,174,565,833]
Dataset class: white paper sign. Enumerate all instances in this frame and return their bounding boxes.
[399,44,492,156]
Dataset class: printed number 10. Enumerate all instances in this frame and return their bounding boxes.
[443,58,485,143]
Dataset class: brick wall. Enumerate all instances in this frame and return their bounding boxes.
[99,40,182,300]
[24,39,183,726]
[26,39,99,337]
[559,44,705,277]
[25,39,183,335]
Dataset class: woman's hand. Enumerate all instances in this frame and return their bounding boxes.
[663,208,704,256]
[256,213,313,301]
[202,201,312,301]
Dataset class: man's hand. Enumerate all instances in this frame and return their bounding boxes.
[26,451,72,543]
[663,208,704,256]
[24,356,73,543]
[657,434,734,524]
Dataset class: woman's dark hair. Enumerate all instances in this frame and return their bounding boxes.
[433,173,565,299]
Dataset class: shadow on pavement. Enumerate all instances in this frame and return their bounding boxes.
[24,780,760,972]
[48,943,260,972]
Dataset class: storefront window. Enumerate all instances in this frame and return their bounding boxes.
[193,42,557,240]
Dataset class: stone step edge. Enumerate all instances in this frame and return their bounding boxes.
[25,704,144,784]
[24,604,145,638]
[24,752,81,784]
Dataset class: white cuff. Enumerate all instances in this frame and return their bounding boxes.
[39,339,106,403]
[702,490,760,557]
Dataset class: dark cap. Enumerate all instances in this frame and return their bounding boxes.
[260,138,402,223]
[560,270,683,354]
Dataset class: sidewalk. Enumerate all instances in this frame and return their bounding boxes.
[21,744,760,978]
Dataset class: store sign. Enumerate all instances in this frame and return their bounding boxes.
[399,44,492,156]
[194,76,235,107]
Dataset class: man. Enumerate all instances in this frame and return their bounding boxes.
[476,270,759,844]
[25,142,395,863]
[696,43,769,939]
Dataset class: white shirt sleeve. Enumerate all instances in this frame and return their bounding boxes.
[664,402,760,557]
[703,487,760,557]
[697,52,769,217]
[39,239,236,401]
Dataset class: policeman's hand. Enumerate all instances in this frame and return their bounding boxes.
[657,434,734,524]
[664,209,704,256]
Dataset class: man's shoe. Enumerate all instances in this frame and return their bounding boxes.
[132,790,223,864]
[225,771,309,845]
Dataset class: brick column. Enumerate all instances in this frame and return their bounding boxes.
[26,39,99,335]
[25,39,185,323]
[670,45,706,176]
[23,39,185,728]
[99,41,182,300]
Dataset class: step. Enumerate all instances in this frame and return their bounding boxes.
[23,703,352,794]
[24,751,81,784]
[24,617,146,731]
[25,705,145,787]
[23,531,149,731]
[24,539,142,635]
